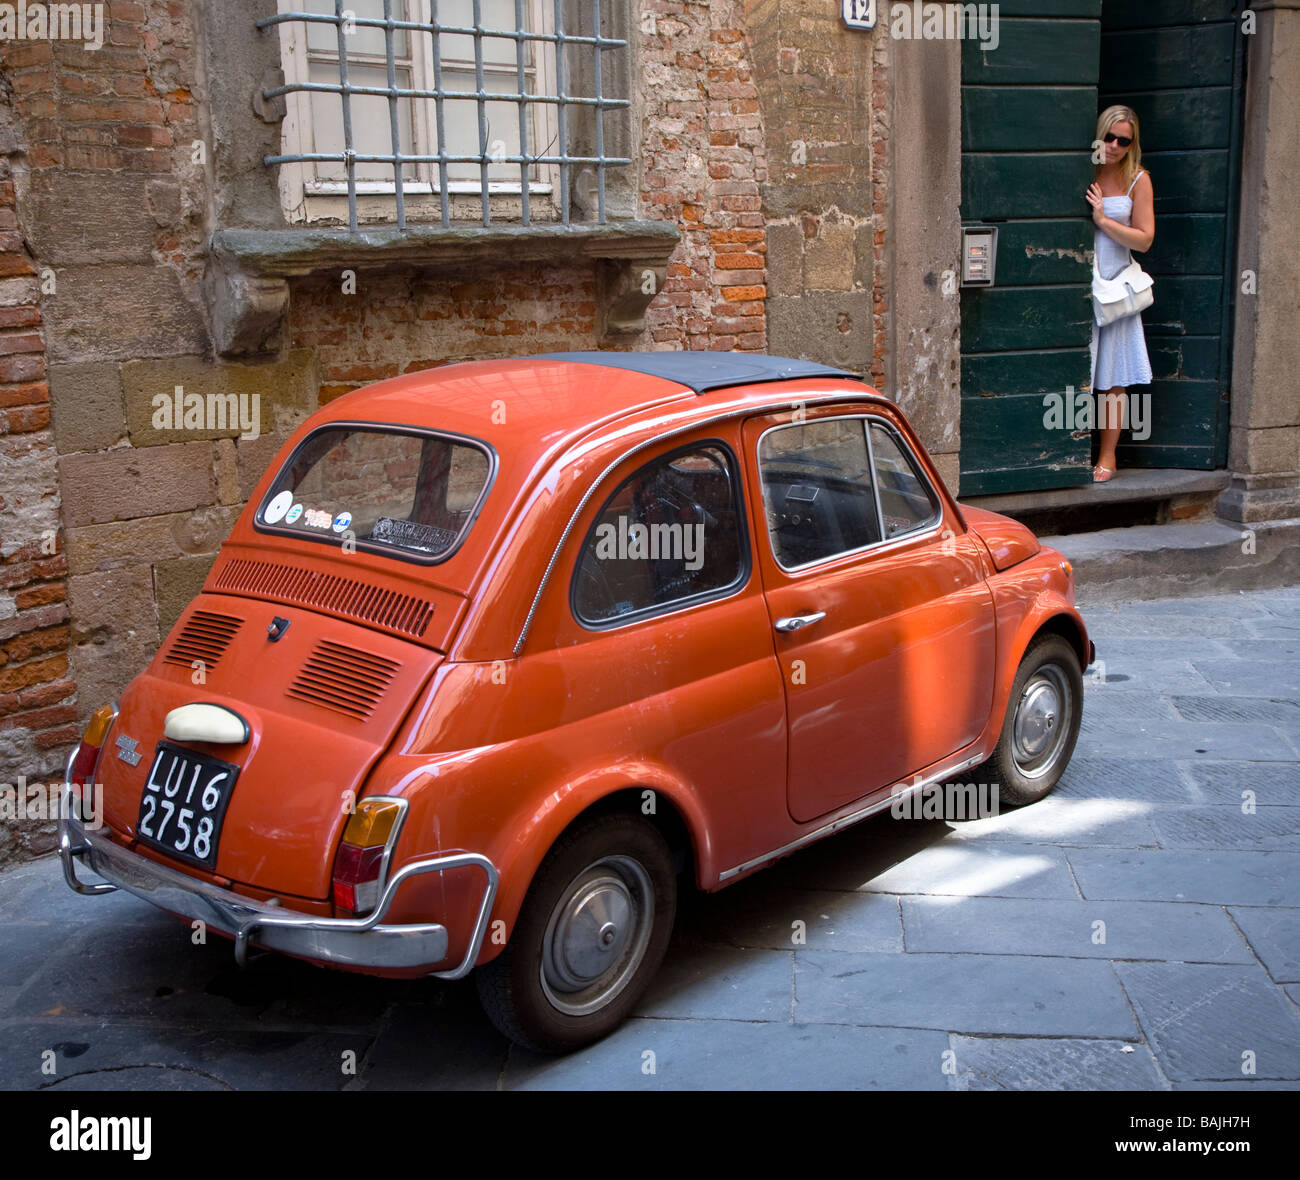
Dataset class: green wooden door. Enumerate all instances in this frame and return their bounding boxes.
[1100,0,1244,469]
[959,2,1101,495]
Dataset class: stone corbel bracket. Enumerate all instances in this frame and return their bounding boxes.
[206,221,681,357]
[205,253,291,357]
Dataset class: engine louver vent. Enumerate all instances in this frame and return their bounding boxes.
[213,558,435,640]
[286,640,401,721]
[164,610,242,671]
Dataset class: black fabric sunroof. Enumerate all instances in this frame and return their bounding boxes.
[532,350,864,394]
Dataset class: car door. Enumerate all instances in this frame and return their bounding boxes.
[742,408,997,824]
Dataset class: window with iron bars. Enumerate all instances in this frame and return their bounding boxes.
[261,0,630,230]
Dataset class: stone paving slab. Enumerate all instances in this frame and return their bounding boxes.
[1084,593,1287,621]
[1077,688,1182,723]
[1178,761,1300,805]
[1115,962,1300,1082]
[901,897,1253,964]
[0,1018,363,1091]
[1083,659,1219,695]
[779,834,1082,900]
[1171,1079,1300,1090]
[1075,717,1294,761]
[1212,639,1300,660]
[0,856,162,927]
[1056,756,1197,803]
[674,886,903,954]
[1192,660,1300,699]
[4,915,407,1030]
[350,995,510,1091]
[637,943,793,1023]
[502,1019,954,1091]
[1171,695,1300,728]
[1066,849,1300,908]
[868,796,1161,849]
[1228,908,1300,983]
[1087,638,1238,664]
[949,1036,1165,1090]
[793,951,1136,1037]
[1150,807,1300,851]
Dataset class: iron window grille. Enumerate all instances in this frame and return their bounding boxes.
[258,0,631,230]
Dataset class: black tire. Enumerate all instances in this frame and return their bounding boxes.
[986,634,1083,808]
[475,812,677,1054]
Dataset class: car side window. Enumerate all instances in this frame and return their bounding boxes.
[758,419,882,568]
[869,422,940,540]
[572,444,746,626]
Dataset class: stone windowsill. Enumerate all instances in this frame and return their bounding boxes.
[206,220,682,355]
[210,220,681,278]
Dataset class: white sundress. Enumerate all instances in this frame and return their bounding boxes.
[1090,169,1154,392]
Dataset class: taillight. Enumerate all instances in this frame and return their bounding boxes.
[331,798,404,916]
[69,704,116,788]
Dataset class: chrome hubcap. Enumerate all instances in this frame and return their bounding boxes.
[1011,664,1072,780]
[540,855,653,1017]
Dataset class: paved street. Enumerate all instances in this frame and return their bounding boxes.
[2,585,1298,1090]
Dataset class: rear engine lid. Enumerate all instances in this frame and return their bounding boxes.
[207,541,468,652]
[100,593,439,900]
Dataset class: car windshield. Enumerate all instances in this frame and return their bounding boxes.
[256,426,492,561]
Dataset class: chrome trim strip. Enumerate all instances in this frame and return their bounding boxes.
[717,752,985,881]
[513,389,892,655]
[59,701,120,897]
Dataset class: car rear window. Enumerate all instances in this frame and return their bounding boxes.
[255,425,492,562]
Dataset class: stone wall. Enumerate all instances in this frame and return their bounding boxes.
[0,0,899,866]
[0,72,68,863]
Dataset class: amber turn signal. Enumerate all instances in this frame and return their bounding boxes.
[341,798,403,847]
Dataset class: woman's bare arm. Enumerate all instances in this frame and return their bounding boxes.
[1090,172,1155,253]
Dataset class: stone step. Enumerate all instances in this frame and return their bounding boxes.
[1046,516,1300,604]
[962,469,1229,536]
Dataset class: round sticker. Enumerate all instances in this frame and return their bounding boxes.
[285,502,304,524]
[332,511,353,534]
[264,490,294,524]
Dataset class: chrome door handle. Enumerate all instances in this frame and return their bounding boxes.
[774,612,826,633]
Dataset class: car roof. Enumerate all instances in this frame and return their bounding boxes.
[530,351,864,394]
[311,352,869,465]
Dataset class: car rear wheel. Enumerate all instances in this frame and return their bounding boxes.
[986,634,1083,807]
[475,812,676,1054]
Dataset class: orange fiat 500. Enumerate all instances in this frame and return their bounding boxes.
[60,352,1091,1052]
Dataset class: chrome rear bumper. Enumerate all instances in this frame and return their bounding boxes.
[57,789,497,980]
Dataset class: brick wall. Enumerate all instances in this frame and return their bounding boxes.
[0,81,70,861]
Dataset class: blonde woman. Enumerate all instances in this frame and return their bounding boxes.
[1084,105,1154,482]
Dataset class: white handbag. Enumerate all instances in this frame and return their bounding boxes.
[1092,256,1154,326]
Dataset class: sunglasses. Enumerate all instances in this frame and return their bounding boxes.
[1104,133,1133,147]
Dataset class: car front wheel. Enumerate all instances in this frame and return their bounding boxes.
[475,812,677,1054]
[986,633,1083,807]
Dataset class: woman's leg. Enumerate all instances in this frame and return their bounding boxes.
[1095,385,1126,476]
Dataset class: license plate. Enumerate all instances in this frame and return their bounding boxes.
[137,741,241,870]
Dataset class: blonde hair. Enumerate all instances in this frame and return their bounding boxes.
[1096,105,1145,190]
